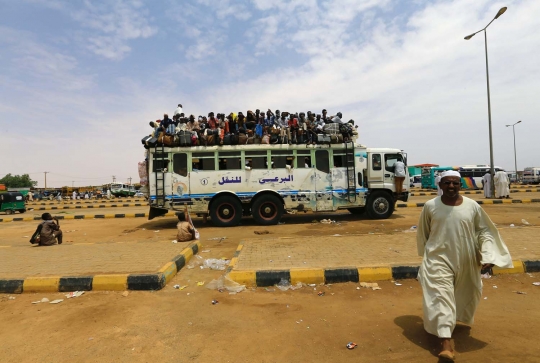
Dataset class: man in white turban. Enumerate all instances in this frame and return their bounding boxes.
[482,171,492,198]
[417,170,513,361]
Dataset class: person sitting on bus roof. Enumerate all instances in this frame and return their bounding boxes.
[30,213,63,246]
[287,115,299,144]
[174,103,183,117]
[160,114,176,135]
[322,109,328,122]
[264,110,274,128]
[330,112,343,124]
[237,112,246,130]
[245,110,257,131]
[207,112,218,130]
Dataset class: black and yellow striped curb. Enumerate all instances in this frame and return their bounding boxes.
[0,212,177,223]
[26,199,146,206]
[27,203,146,211]
[396,198,540,208]
[0,241,201,294]
[226,257,540,287]
[411,189,539,196]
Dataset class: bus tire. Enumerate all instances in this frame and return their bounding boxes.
[366,191,394,219]
[348,207,365,215]
[18,209,26,214]
[252,195,284,225]
[5,209,13,215]
[210,196,242,227]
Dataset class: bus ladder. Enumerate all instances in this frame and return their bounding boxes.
[345,141,356,202]
[154,143,166,207]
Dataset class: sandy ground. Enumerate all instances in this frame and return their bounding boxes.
[1,202,540,362]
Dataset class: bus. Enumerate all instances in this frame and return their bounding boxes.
[145,142,410,226]
[421,165,503,189]
[523,167,540,184]
[110,183,136,197]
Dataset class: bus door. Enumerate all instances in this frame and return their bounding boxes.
[171,153,190,200]
[331,149,350,207]
[383,153,405,192]
[367,153,384,189]
[314,149,333,211]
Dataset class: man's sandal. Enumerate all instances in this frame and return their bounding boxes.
[438,350,455,361]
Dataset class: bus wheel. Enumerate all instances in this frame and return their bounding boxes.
[18,209,26,214]
[210,196,242,227]
[348,207,365,215]
[252,195,284,225]
[366,191,394,219]
[5,209,13,215]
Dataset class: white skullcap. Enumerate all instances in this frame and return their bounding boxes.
[441,170,461,178]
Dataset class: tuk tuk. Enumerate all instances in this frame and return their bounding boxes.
[0,192,26,215]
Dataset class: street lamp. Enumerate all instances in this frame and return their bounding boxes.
[464,6,507,198]
[506,120,521,182]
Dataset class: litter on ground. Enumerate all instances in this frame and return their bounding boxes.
[49,299,64,304]
[360,282,382,290]
[66,291,85,299]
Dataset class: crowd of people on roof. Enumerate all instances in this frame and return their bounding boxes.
[144,104,358,147]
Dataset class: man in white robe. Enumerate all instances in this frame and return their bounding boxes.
[417,170,513,360]
[494,170,510,199]
[434,173,443,196]
[482,172,491,198]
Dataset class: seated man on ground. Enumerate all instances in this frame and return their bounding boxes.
[177,211,196,242]
[30,213,63,246]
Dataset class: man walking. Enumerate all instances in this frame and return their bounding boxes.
[417,170,512,361]
[482,171,492,198]
[494,170,510,199]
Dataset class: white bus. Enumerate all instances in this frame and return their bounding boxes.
[146,142,410,226]
[110,183,136,197]
[523,167,540,184]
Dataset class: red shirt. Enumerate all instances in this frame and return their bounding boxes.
[288,118,298,128]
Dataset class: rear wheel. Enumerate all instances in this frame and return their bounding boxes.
[210,195,242,227]
[252,195,284,225]
[366,191,394,219]
[348,207,365,215]
[18,209,26,214]
[5,209,13,215]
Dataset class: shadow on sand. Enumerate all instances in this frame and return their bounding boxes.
[394,315,488,360]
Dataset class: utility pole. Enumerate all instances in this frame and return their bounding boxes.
[128,177,132,185]
[44,172,49,189]
[112,175,116,183]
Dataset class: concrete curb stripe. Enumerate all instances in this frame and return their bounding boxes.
[256,270,290,287]
[524,260,540,272]
[59,276,93,292]
[23,276,60,293]
[358,267,393,282]
[290,268,325,285]
[492,260,525,275]
[0,240,201,293]
[324,268,359,283]
[92,274,128,291]
[391,266,420,280]
[227,270,256,286]
[127,273,165,290]
[0,279,24,294]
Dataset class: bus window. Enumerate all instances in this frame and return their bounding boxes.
[152,153,169,172]
[192,152,215,171]
[173,153,188,177]
[246,151,267,169]
[271,150,289,169]
[333,151,346,168]
[372,154,381,171]
[219,151,241,170]
[384,154,402,173]
[315,150,330,173]
[296,150,311,168]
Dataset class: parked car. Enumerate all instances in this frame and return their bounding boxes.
[135,191,144,197]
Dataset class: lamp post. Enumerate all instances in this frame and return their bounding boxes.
[464,6,507,198]
[506,120,521,182]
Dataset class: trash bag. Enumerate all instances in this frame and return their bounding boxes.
[203,258,230,270]
[206,275,246,293]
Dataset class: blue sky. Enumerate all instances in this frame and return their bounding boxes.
[1,0,538,187]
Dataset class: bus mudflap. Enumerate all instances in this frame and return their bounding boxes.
[149,206,168,220]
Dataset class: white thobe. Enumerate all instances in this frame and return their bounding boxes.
[417,197,512,338]
[482,173,491,198]
[435,176,443,196]
[494,171,510,198]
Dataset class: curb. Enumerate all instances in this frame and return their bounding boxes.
[0,212,176,223]
[26,199,146,206]
[27,203,147,211]
[0,241,201,294]
[226,258,540,287]
[396,198,540,209]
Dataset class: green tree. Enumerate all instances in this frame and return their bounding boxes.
[0,174,38,188]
